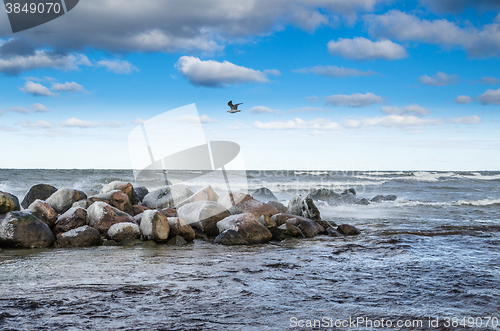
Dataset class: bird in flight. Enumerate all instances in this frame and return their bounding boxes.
[227,101,243,113]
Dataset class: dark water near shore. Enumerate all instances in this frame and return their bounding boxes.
[1,169,499,330]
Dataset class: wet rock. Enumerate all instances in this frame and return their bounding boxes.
[251,187,277,202]
[279,223,305,238]
[259,215,277,229]
[0,191,20,214]
[101,181,138,205]
[217,192,253,209]
[287,195,321,221]
[53,207,88,234]
[102,239,119,246]
[266,200,287,214]
[108,223,141,242]
[214,229,249,245]
[133,213,143,225]
[177,201,230,236]
[270,226,287,241]
[326,227,343,237]
[272,213,325,238]
[118,239,157,246]
[28,200,57,228]
[134,186,149,204]
[216,213,272,245]
[132,204,148,216]
[142,184,194,209]
[307,188,341,201]
[90,190,133,215]
[175,185,219,209]
[0,211,55,248]
[167,235,187,246]
[87,201,136,235]
[238,199,279,218]
[46,188,87,214]
[140,210,170,242]
[21,184,57,209]
[372,194,397,202]
[385,195,397,201]
[54,226,102,248]
[356,198,370,205]
[167,217,195,241]
[158,207,177,217]
[340,188,357,204]
[317,219,336,229]
[337,224,360,236]
[72,199,94,209]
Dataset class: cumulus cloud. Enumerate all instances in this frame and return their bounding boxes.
[32,103,50,112]
[60,117,101,128]
[343,115,443,128]
[478,88,500,105]
[103,121,125,128]
[7,107,31,114]
[17,120,54,129]
[175,56,271,87]
[51,81,88,93]
[132,118,145,125]
[381,104,429,116]
[97,59,138,74]
[454,95,472,104]
[253,118,341,130]
[249,106,282,115]
[325,92,383,107]
[19,81,57,97]
[364,10,500,58]
[5,103,50,114]
[0,124,19,132]
[418,72,458,86]
[478,76,500,85]
[448,115,482,124]
[293,65,376,77]
[327,37,408,60]
[419,0,500,14]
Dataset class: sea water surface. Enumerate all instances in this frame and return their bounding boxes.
[0,169,499,330]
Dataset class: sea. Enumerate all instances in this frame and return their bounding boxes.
[0,169,499,331]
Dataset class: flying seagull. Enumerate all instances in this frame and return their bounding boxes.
[227,101,243,113]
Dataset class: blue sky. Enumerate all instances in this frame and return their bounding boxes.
[0,0,499,170]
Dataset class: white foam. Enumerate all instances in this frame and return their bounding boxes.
[397,198,500,207]
[108,222,140,237]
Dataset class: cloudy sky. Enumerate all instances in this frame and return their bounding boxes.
[0,0,499,170]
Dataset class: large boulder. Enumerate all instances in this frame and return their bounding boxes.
[90,190,133,214]
[0,191,20,214]
[141,184,194,209]
[53,207,88,234]
[46,188,87,214]
[251,187,278,202]
[216,213,272,245]
[87,201,136,235]
[266,200,287,214]
[21,184,58,209]
[177,201,230,236]
[175,185,219,209]
[272,213,325,238]
[371,195,397,203]
[108,223,141,242]
[217,192,253,209]
[307,188,341,201]
[140,210,170,242]
[28,199,58,228]
[134,186,149,203]
[287,195,321,221]
[101,181,138,205]
[337,224,360,236]
[218,193,278,218]
[54,226,102,248]
[0,211,55,248]
[214,229,249,245]
[167,217,195,241]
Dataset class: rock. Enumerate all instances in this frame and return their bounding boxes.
[177,201,230,236]
[270,226,287,241]
[102,239,119,246]
[21,184,58,209]
[216,213,272,245]
[214,229,249,245]
[326,227,343,237]
[384,195,397,201]
[54,226,102,248]
[238,199,279,218]
[90,190,133,214]
[272,213,325,238]
[140,210,170,242]
[158,207,177,217]
[342,188,356,196]
[28,200,57,228]
[46,188,87,214]
[87,201,136,235]
[132,204,148,216]
[266,200,287,214]
[251,187,277,202]
[356,198,370,205]
[337,224,360,236]
[72,199,94,209]
[372,194,397,202]
[279,223,304,238]
[287,195,321,221]
[134,186,149,203]
[217,192,254,209]
[53,207,88,234]
[167,217,195,241]
[101,181,138,205]
[108,223,141,242]
[167,235,187,246]
[307,188,341,201]
[0,211,55,248]
[259,215,277,229]
[317,219,336,229]
[175,185,219,209]
[118,239,157,247]
[133,213,143,225]
[141,184,194,209]
[0,191,20,214]
[340,189,357,204]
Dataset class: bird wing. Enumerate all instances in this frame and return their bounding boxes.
[228,101,234,107]
[234,103,243,106]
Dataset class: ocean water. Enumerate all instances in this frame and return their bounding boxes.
[0,169,499,330]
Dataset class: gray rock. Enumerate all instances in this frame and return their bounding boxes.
[72,199,94,209]
[307,188,341,201]
[326,227,343,237]
[54,226,102,248]
[287,195,321,221]
[0,191,20,215]
[167,235,187,246]
[53,207,88,234]
[46,188,87,214]
[214,229,249,245]
[134,186,149,203]
[216,213,272,245]
[175,185,219,209]
[0,211,55,248]
[266,200,287,214]
[177,201,230,236]
[356,198,370,205]
[21,184,57,209]
[141,184,194,209]
[272,213,325,238]
[337,224,360,236]
[251,187,277,202]
[28,199,58,228]
[217,192,254,209]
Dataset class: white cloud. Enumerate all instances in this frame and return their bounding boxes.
[32,103,50,112]
[132,118,145,124]
[419,0,500,14]
[17,120,54,129]
[7,106,31,114]
[454,95,472,104]
[249,106,282,115]
[60,117,101,128]
[175,56,270,87]
[264,69,281,76]
[253,118,341,130]
[418,72,458,86]
[19,81,57,97]
[293,65,376,77]
[97,59,138,74]
[478,76,500,85]
[103,121,125,128]
[381,103,429,116]
[288,107,325,113]
[343,115,443,128]
[51,81,88,93]
[305,96,320,102]
[327,37,407,60]
[325,92,383,107]
[0,124,19,132]
[448,115,482,124]
[227,121,248,130]
[169,114,219,124]
[478,88,500,105]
